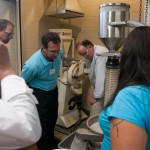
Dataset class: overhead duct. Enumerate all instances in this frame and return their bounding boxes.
[45,0,84,19]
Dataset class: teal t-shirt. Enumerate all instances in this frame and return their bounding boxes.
[99,85,150,150]
[21,49,63,91]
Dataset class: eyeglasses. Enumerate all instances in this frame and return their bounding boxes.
[3,30,14,37]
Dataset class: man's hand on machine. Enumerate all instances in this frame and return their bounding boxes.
[89,96,99,105]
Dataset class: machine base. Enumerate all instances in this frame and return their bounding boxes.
[56,109,88,128]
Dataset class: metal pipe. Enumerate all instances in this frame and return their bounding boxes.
[108,20,147,28]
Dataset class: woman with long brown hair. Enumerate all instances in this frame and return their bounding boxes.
[99,26,150,150]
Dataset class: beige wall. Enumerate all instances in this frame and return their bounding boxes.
[21,0,145,64]
[21,0,60,64]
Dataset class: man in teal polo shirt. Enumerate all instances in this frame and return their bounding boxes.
[21,32,63,150]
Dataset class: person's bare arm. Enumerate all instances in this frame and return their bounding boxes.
[0,41,15,79]
[110,118,147,150]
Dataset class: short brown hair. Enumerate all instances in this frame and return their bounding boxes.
[0,19,14,31]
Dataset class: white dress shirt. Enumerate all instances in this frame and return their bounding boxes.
[0,75,41,150]
[87,45,108,99]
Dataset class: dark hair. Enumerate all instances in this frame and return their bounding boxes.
[107,26,150,106]
[76,39,94,49]
[0,19,14,31]
[41,32,61,49]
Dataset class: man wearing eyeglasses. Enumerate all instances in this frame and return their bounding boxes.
[76,40,108,116]
[21,32,63,150]
[0,19,14,44]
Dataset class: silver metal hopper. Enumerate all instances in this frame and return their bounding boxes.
[99,3,146,106]
[99,3,130,51]
[99,3,146,51]
[99,3,130,106]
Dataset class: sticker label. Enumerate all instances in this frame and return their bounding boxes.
[50,69,55,75]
